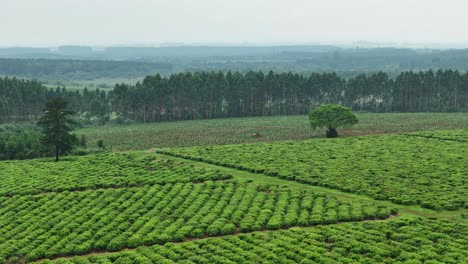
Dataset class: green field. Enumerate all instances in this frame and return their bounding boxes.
[41,217,467,264]
[76,113,468,151]
[0,153,396,263]
[0,153,232,196]
[160,131,468,210]
[1,114,467,263]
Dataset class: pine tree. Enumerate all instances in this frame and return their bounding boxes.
[37,97,77,162]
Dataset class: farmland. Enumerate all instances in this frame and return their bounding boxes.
[41,217,467,264]
[0,152,401,263]
[0,116,466,263]
[76,113,468,151]
[160,131,468,210]
[0,153,232,196]
[0,181,393,261]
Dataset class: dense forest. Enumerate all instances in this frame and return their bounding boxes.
[0,124,47,160]
[3,47,468,80]
[0,58,173,80]
[1,69,466,123]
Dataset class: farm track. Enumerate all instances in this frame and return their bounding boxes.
[404,134,468,143]
[152,152,467,222]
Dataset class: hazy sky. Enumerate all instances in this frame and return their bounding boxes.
[2,0,468,47]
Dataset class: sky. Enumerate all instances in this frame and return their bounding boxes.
[1,0,468,47]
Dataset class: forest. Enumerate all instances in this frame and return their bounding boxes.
[0,58,173,80]
[0,69,466,123]
[3,47,468,80]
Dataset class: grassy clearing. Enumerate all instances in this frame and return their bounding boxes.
[77,113,468,151]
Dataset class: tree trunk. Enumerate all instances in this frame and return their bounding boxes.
[55,145,60,162]
[326,126,338,138]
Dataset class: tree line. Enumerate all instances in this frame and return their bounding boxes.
[0,58,173,80]
[1,69,466,123]
[4,47,468,76]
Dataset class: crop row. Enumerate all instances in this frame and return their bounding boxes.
[38,217,467,264]
[160,134,467,210]
[0,181,394,262]
[77,113,468,151]
[405,129,468,142]
[0,153,231,196]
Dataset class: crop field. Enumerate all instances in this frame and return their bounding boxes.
[0,153,231,196]
[1,124,466,263]
[160,131,468,210]
[0,151,402,263]
[76,113,468,151]
[41,217,467,264]
[0,181,392,261]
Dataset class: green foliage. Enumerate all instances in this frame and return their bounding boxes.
[1,68,467,124]
[161,132,468,210]
[37,97,78,161]
[0,153,232,196]
[0,58,172,80]
[39,217,467,264]
[0,124,47,160]
[309,104,358,137]
[0,182,392,261]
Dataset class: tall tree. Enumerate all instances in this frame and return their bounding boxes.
[37,97,77,162]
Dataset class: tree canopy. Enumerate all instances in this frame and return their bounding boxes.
[37,97,77,161]
[1,69,466,124]
[309,104,358,138]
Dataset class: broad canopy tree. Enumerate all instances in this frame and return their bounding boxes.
[309,104,358,138]
[37,97,77,161]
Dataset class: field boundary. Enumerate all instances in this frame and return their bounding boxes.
[404,134,468,143]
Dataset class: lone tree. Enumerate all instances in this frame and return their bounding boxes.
[37,97,77,161]
[309,104,358,138]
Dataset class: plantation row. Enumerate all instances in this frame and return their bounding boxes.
[0,153,231,196]
[0,182,394,262]
[38,217,467,264]
[406,129,468,142]
[77,113,468,151]
[160,134,467,210]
